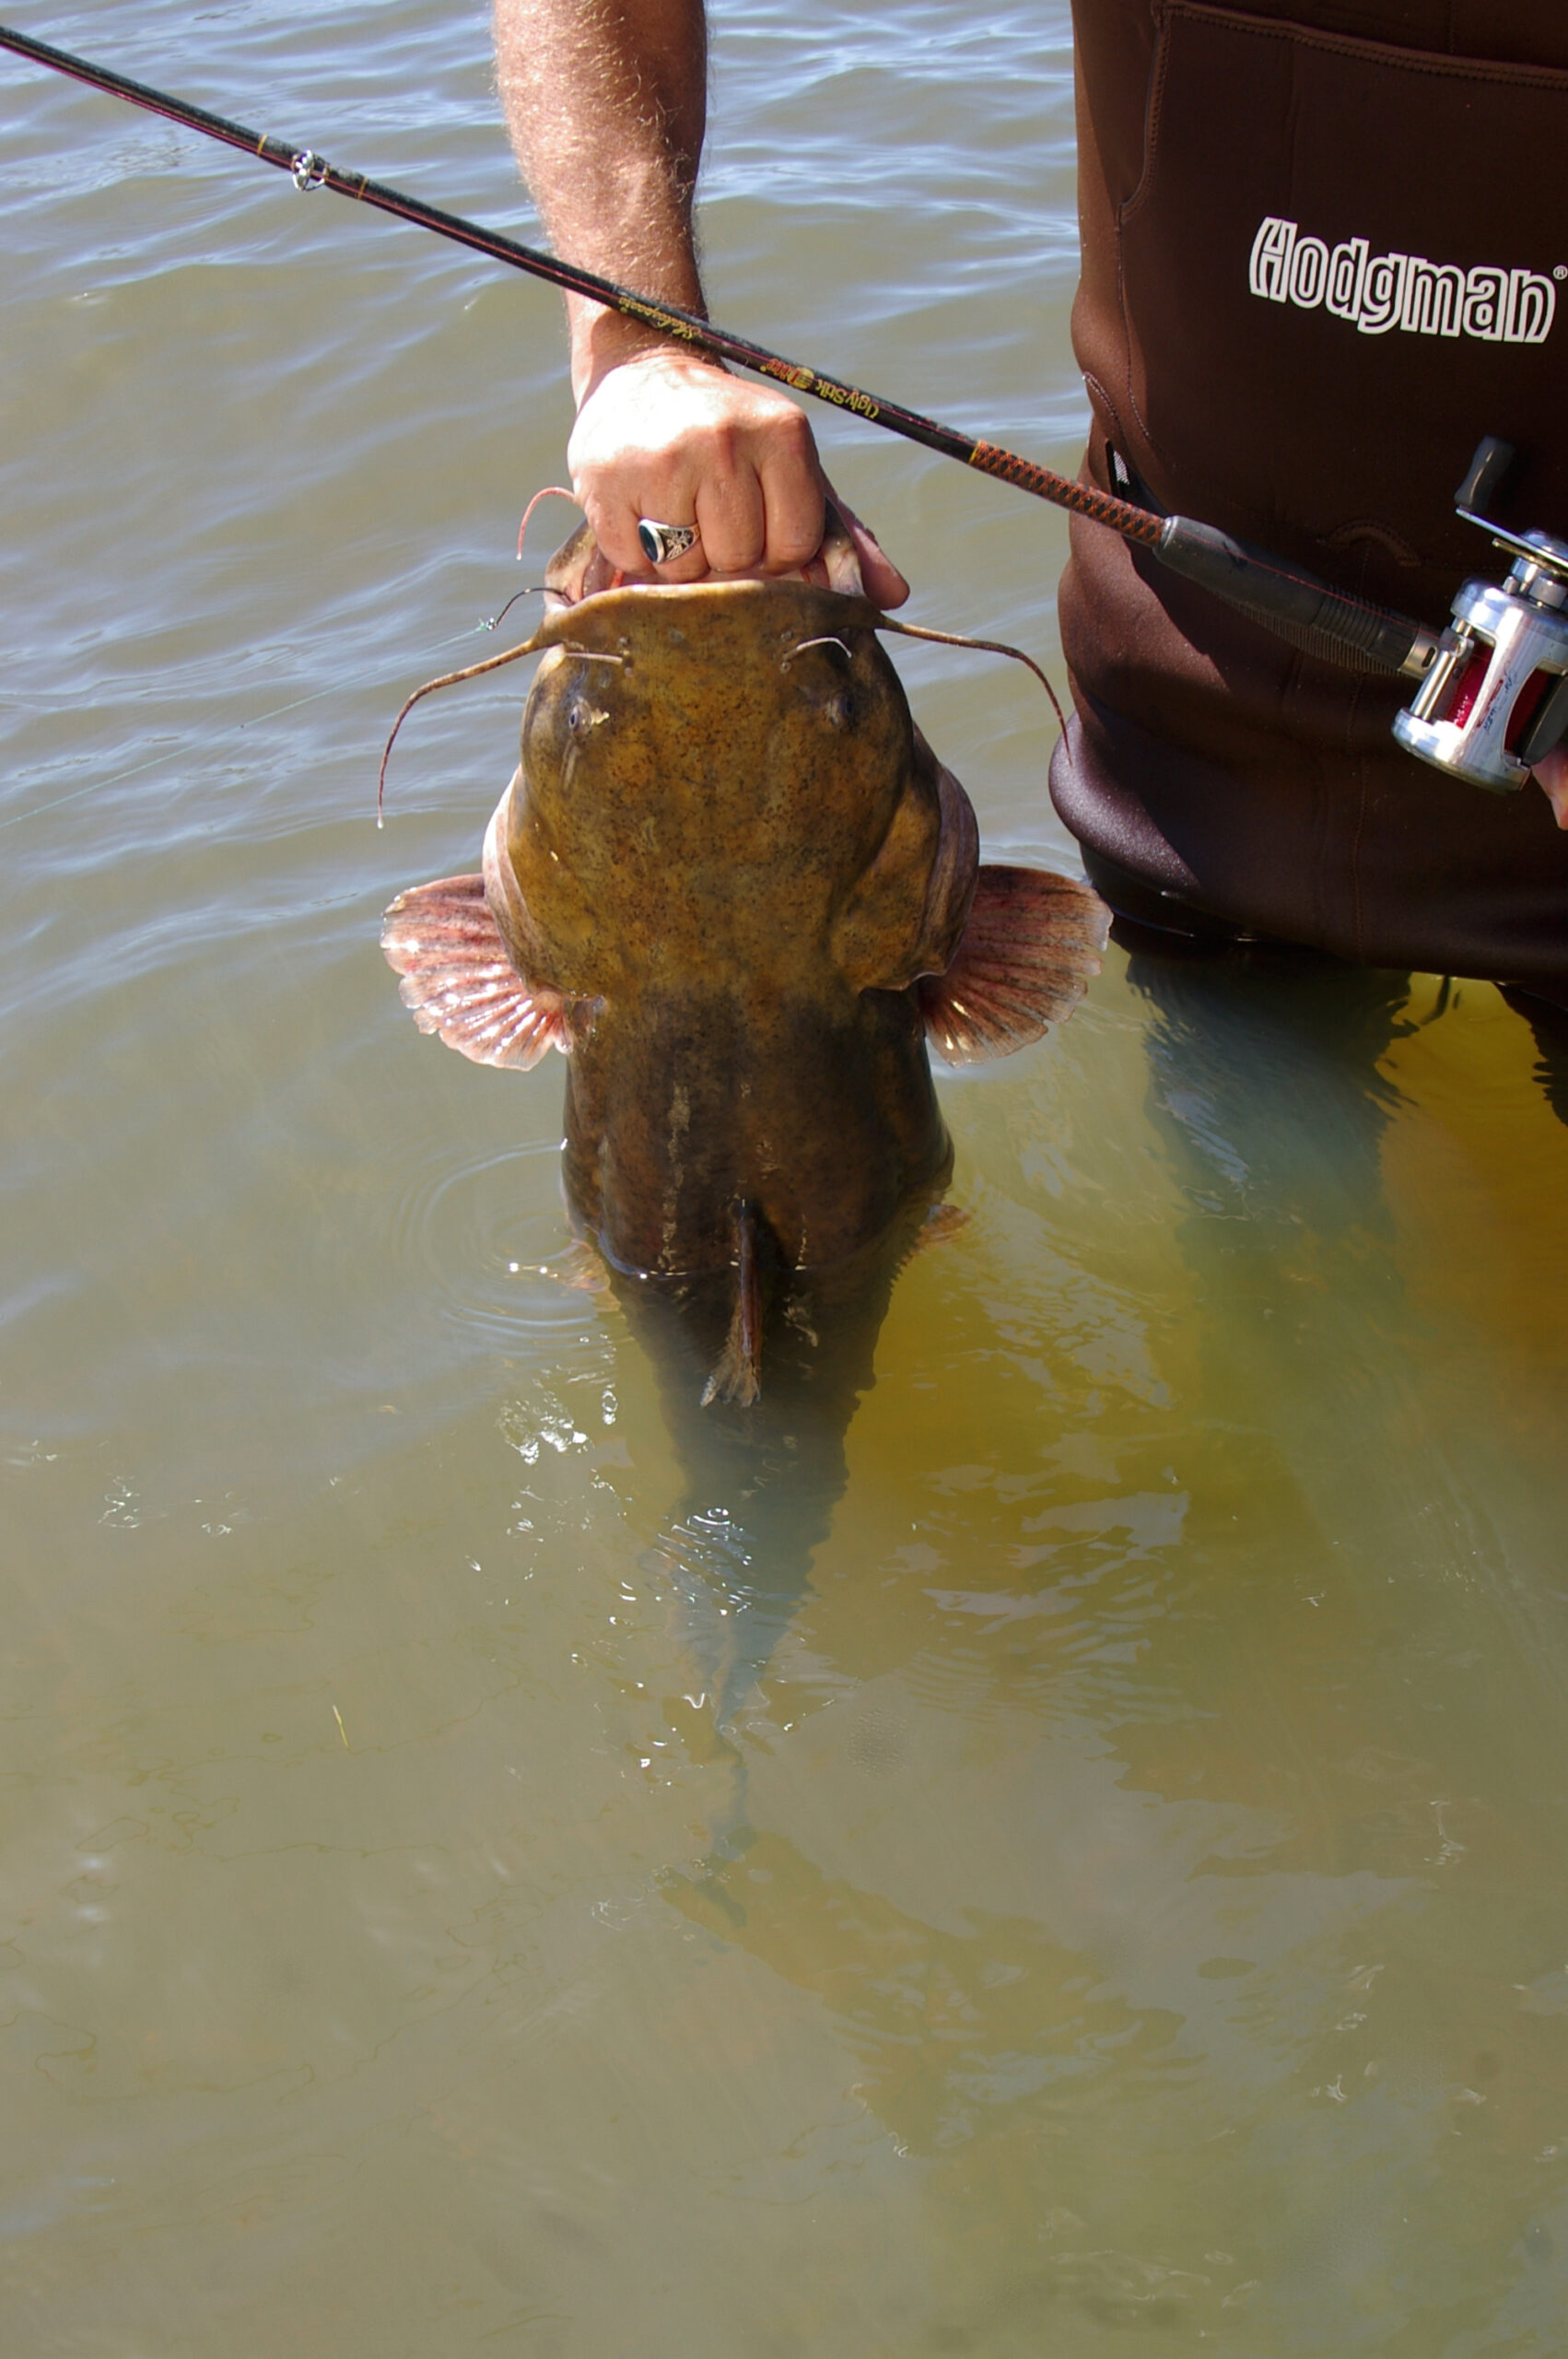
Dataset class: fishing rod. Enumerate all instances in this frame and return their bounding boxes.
[0,17,1443,689]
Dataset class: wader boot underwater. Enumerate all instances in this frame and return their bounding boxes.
[1051,0,1568,1000]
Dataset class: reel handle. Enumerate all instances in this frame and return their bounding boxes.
[1455,436,1515,522]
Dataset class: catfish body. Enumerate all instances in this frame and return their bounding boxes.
[383,538,1107,1402]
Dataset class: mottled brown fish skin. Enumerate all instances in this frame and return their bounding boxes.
[559,982,947,1278]
[486,578,975,1277]
[382,533,1109,1406]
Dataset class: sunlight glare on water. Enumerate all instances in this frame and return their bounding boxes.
[2,4,1567,2353]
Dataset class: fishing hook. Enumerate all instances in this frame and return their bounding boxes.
[484,586,550,634]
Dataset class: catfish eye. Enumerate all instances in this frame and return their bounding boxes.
[566,694,607,740]
[822,689,855,732]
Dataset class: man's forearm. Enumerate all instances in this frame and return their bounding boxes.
[493,0,710,398]
[488,0,905,601]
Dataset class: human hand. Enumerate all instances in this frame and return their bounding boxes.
[1535,746,1568,827]
[565,345,909,607]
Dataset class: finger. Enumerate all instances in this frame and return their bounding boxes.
[831,496,910,610]
[567,394,710,582]
[576,473,710,584]
[848,523,910,612]
[690,461,769,576]
[751,414,830,575]
[579,498,649,579]
[1534,746,1568,828]
[565,353,834,584]
[628,504,712,583]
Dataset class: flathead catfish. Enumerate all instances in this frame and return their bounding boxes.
[380,522,1108,1409]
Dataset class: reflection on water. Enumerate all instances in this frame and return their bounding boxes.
[3,1,1568,2352]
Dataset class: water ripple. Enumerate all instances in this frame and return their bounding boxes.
[377,1133,593,1355]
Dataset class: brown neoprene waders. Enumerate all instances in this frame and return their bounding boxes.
[1052,0,1568,992]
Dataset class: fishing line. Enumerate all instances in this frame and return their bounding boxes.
[0,18,1437,682]
[0,611,528,835]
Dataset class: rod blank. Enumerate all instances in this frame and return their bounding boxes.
[0,17,1433,675]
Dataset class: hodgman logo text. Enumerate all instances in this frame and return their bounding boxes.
[1249,217,1556,345]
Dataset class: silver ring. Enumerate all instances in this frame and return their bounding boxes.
[637,518,699,567]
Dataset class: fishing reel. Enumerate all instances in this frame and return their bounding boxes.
[1394,438,1568,792]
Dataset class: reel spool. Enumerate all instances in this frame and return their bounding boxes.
[1395,438,1568,792]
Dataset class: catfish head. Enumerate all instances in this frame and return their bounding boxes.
[483,571,977,1012]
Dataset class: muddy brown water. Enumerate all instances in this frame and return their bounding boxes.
[3,4,1568,2352]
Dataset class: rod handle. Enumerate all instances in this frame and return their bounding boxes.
[1154,517,1432,676]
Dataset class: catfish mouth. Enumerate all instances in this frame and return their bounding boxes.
[542,508,875,615]
[532,514,1065,727]
[544,554,871,616]
[532,574,888,676]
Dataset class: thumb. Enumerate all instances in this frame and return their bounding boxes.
[1534,746,1568,828]
[831,496,910,610]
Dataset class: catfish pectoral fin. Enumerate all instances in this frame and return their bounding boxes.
[919,865,1111,1066]
[700,1203,764,1410]
[907,1200,972,1256]
[380,874,574,1071]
